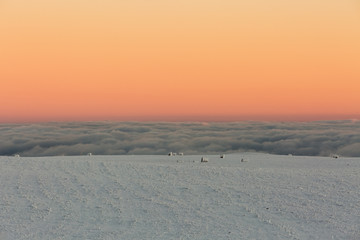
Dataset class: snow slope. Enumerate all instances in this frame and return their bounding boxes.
[0,154,359,239]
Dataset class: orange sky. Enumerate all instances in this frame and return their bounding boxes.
[1,0,359,122]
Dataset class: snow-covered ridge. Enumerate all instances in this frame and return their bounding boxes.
[1,153,359,239]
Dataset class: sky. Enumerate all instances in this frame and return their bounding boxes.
[1,0,359,122]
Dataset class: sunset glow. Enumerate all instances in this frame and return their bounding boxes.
[1,0,359,122]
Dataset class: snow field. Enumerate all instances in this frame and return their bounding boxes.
[0,154,359,239]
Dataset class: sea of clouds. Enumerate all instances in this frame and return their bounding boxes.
[1,120,359,157]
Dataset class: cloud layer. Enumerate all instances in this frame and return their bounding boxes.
[1,121,359,157]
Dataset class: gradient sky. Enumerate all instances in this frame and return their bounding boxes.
[1,0,359,122]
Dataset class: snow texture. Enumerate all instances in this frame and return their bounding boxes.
[0,153,359,239]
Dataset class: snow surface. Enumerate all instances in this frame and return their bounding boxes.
[0,153,359,240]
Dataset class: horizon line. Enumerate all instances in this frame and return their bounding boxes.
[1,114,359,124]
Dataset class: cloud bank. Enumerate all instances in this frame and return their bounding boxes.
[1,121,359,157]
